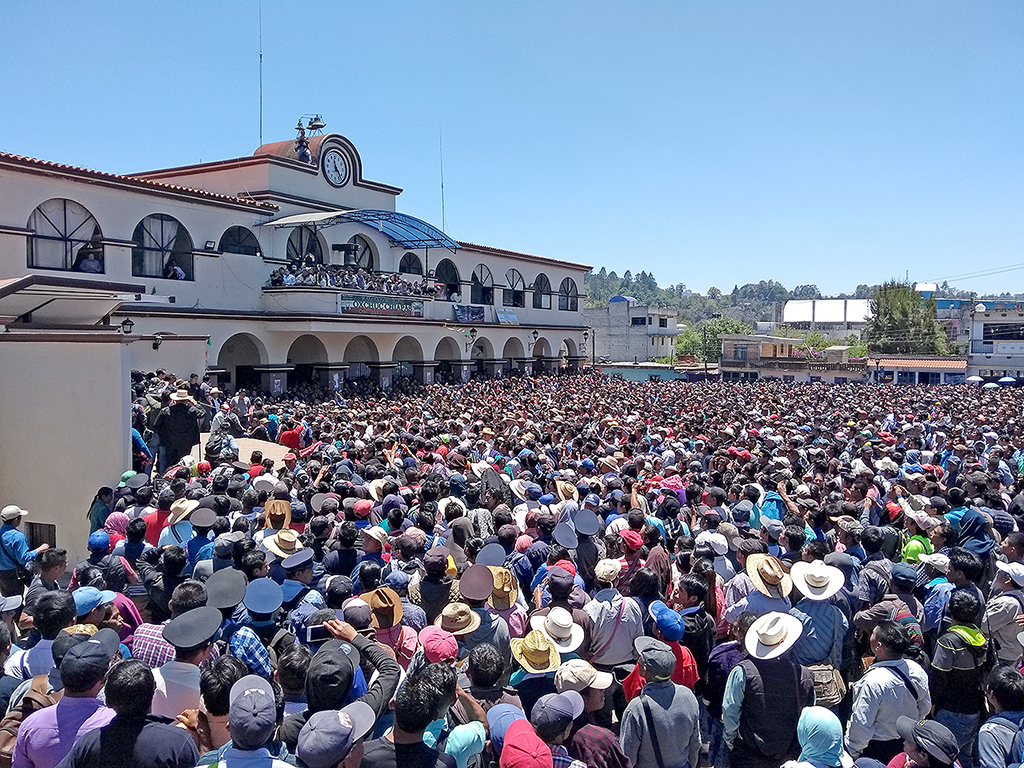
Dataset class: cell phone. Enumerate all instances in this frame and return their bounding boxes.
[305,625,333,645]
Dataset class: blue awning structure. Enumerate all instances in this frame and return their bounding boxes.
[261,209,457,252]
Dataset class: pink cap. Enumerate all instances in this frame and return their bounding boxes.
[418,626,458,663]
[515,535,533,553]
[500,720,553,768]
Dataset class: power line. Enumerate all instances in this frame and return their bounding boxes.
[925,262,1024,283]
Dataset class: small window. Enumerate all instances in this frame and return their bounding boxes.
[27,198,104,273]
[399,252,423,275]
[631,317,646,326]
[648,316,652,325]
[558,278,579,311]
[471,264,494,305]
[504,269,525,307]
[219,226,261,256]
[287,226,322,265]
[26,522,57,550]
[132,214,194,280]
[659,318,667,328]
[346,235,374,271]
[532,273,551,309]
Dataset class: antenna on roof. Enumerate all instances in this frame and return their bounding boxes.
[258,0,263,146]
[439,121,447,233]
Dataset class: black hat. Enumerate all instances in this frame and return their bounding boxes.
[573,509,600,537]
[282,548,315,572]
[896,717,959,765]
[191,507,217,528]
[552,523,578,549]
[459,564,495,602]
[232,460,251,474]
[162,606,222,649]
[305,641,358,711]
[476,543,506,567]
[244,578,284,616]
[125,473,150,490]
[60,627,120,681]
[206,568,247,610]
[547,566,575,595]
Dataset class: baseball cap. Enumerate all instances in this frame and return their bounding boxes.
[997,561,1024,587]
[0,506,28,523]
[896,716,959,765]
[890,562,918,587]
[59,627,120,681]
[487,704,526,755]
[87,531,110,551]
[554,659,613,693]
[500,719,552,768]
[619,530,643,551]
[530,690,585,733]
[918,552,950,573]
[634,636,676,680]
[72,586,115,618]
[648,600,684,642]
[418,626,458,663]
[229,675,277,750]
[761,518,784,539]
[296,701,376,768]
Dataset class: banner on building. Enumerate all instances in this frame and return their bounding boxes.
[495,308,519,325]
[338,295,424,318]
[454,305,485,323]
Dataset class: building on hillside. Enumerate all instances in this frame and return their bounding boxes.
[583,297,677,363]
[0,125,591,393]
[718,335,867,384]
[780,299,872,339]
[967,302,1024,381]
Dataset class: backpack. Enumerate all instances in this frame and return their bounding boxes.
[0,675,63,767]
[986,715,1024,768]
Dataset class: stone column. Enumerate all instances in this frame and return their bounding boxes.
[253,365,294,396]
[410,361,437,385]
[367,363,398,390]
[313,364,349,392]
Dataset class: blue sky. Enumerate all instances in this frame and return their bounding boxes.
[2,2,1021,295]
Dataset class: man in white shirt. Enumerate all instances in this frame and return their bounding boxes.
[151,605,222,719]
[5,591,74,680]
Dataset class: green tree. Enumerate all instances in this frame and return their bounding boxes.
[865,281,947,355]
[676,316,754,361]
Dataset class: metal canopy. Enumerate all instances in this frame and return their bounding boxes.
[262,209,458,252]
[0,275,145,326]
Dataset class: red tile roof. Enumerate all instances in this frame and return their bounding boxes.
[0,152,278,211]
[868,357,967,371]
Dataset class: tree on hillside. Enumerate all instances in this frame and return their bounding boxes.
[676,315,754,361]
[865,281,947,355]
[792,284,821,299]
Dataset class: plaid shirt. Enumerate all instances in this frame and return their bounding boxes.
[552,744,587,768]
[229,626,272,678]
[568,718,633,768]
[130,622,175,668]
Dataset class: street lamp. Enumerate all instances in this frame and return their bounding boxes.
[119,317,135,335]
[464,327,477,352]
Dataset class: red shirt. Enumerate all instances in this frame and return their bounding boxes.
[143,509,170,547]
[279,427,302,453]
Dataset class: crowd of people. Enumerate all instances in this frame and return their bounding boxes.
[5,371,1024,768]
[267,263,439,297]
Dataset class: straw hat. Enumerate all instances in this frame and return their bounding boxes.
[170,388,191,402]
[487,566,519,610]
[746,554,792,599]
[434,602,481,636]
[745,611,803,660]
[556,480,579,503]
[511,629,561,674]
[264,529,304,559]
[529,607,584,653]
[789,560,844,601]
[167,499,199,526]
[262,499,292,530]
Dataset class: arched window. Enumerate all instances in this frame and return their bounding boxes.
[346,234,374,271]
[559,277,579,311]
[434,259,461,301]
[504,269,525,308]
[471,264,494,305]
[27,198,103,272]
[399,252,423,275]
[218,226,261,257]
[132,214,194,280]
[286,226,322,265]
[532,273,552,309]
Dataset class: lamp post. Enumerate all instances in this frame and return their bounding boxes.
[119,317,135,335]
[583,328,590,367]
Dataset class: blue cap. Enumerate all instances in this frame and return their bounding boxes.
[244,578,284,615]
[487,704,526,754]
[573,509,601,537]
[649,600,685,641]
[891,562,918,585]
[476,542,507,567]
[383,570,411,591]
[583,493,601,507]
[526,483,543,501]
[87,530,110,551]
[581,458,595,470]
[608,489,624,502]
[282,548,315,572]
[539,493,556,506]
[72,586,115,617]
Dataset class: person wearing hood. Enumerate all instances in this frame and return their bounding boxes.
[983,562,1024,665]
[781,706,853,768]
[930,589,988,767]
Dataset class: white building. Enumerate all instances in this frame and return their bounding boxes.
[583,297,677,363]
[0,128,590,558]
[968,302,1024,380]
[781,299,872,338]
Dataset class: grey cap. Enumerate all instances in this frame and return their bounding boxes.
[634,636,676,680]
[228,675,277,750]
[296,701,376,768]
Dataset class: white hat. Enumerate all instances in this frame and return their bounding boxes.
[906,508,938,531]
[0,505,28,523]
[554,659,613,693]
[997,561,1024,588]
[745,611,803,660]
[918,552,950,573]
[530,607,585,653]
[696,530,729,556]
[594,559,622,584]
[790,560,844,601]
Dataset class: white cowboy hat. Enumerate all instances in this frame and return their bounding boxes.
[530,607,585,653]
[508,478,531,501]
[169,388,191,402]
[745,611,803,660]
[367,479,387,502]
[789,560,844,601]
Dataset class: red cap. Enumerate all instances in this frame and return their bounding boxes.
[418,626,458,663]
[354,499,373,519]
[500,720,553,768]
[620,530,643,550]
[554,559,577,577]
[886,501,903,521]
[283,453,297,462]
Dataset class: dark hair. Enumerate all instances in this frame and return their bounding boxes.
[35,591,75,639]
[467,643,504,688]
[631,568,661,599]
[160,545,188,576]
[677,572,707,603]
[874,621,912,657]
[277,644,311,693]
[200,656,248,716]
[395,667,447,733]
[948,588,982,624]
[987,665,1024,711]
[783,525,806,551]
[948,547,984,583]
[948,487,966,507]
[125,518,148,544]
[76,565,105,591]
[803,539,829,562]
[38,548,67,570]
[105,659,155,716]
[931,520,954,548]
[168,580,208,617]
[337,521,359,548]
[861,526,884,554]
[358,562,381,593]
[0,623,11,653]
[240,549,268,581]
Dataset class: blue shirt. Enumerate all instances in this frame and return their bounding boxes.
[0,525,35,571]
[789,598,848,668]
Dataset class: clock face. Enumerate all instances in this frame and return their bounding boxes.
[322,149,348,187]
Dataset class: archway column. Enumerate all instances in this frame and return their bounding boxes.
[534,356,559,374]
[479,358,509,378]
[313,363,349,391]
[253,364,294,396]
[513,357,534,376]
[437,359,474,383]
[411,361,437,385]
[565,355,586,372]
[368,362,398,390]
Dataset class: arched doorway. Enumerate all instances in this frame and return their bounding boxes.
[343,335,379,380]
[532,337,551,359]
[287,335,328,388]
[218,333,266,392]
[470,336,495,378]
[393,336,423,380]
[434,336,461,384]
[503,337,525,375]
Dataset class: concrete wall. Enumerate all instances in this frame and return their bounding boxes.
[0,336,132,564]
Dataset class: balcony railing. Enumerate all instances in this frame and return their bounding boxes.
[972,341,994,354]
